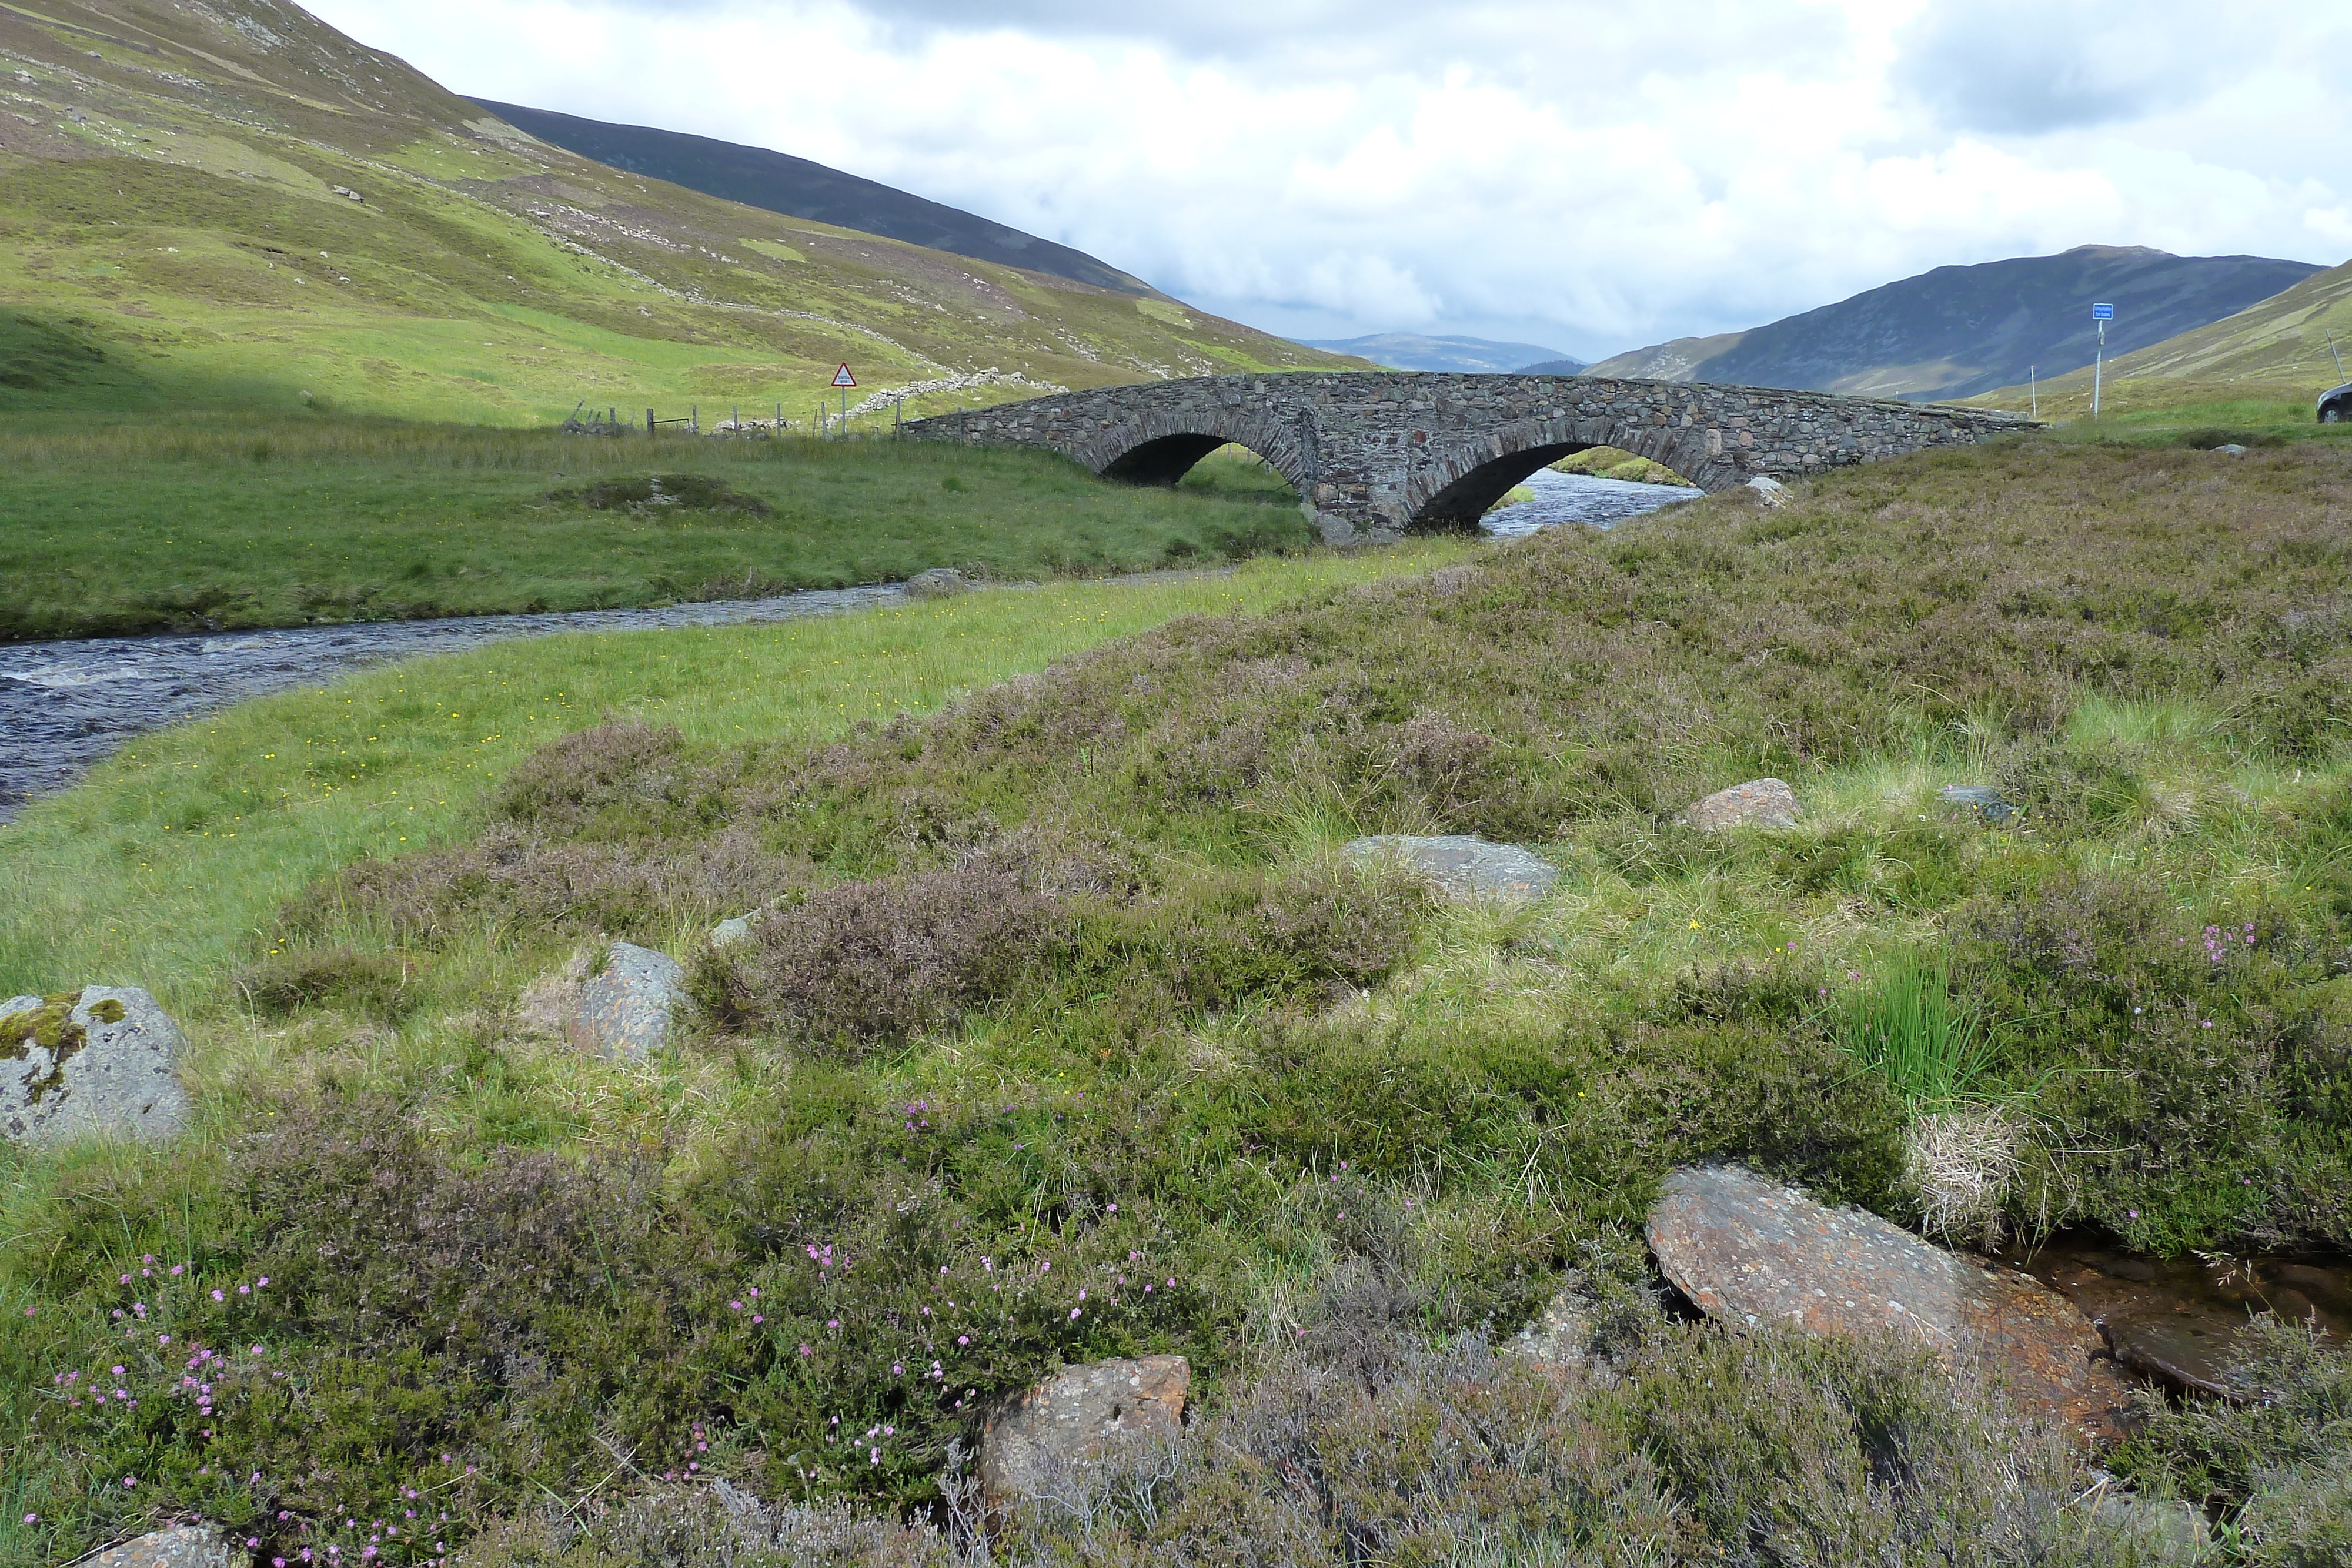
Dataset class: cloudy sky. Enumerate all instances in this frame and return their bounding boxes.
[312,0,2352,360]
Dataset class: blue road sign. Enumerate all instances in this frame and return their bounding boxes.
[2092,303,2114,320]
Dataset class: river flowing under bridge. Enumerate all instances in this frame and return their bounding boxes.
[904,371,2033,544]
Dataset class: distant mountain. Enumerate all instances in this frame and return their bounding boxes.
[473,99,1154,297]
[1588,247,2324,402]
[1587,333,1746,382]
[1301,333,1578,375]
[1970,254,2352,414]
[1514,358,1591,376]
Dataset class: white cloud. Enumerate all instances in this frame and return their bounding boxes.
[311,0,2350,359]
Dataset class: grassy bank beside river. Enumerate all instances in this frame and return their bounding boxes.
[0,416,1306,642]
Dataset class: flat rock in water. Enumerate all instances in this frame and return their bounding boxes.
[906,567,975,599]
[1685,778,1800,831]
[569,942,685,1062]
[2,986,191,1147]
[1647,1165,2132,1443]
[83,1524,236,1568]
[1344,834,1559,907]
[981,1355,1188,1505]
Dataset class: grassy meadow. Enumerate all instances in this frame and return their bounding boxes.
[0,418,1306,640]
[6,434,2351,1565]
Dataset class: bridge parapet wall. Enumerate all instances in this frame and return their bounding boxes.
[905,372,2033,544]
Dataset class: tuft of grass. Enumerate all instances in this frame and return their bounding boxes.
[1831,960,1993,1111]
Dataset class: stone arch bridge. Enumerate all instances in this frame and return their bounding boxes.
[904,371,2032,544]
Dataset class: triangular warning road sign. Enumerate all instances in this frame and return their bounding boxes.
[832,363,857,387]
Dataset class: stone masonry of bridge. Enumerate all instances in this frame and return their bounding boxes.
[904,371,2034,544]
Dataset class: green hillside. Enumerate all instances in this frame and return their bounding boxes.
[0,0,1352,424]
[1969,256,2352,422]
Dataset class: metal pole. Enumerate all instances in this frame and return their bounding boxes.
[2028,367,2036,420]
[2092,322,2103,421]
[2328,332,2347,382]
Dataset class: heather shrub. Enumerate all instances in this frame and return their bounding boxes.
[975,1305,2160,1565]
[295,824,803,945]
[454,1484,964,1567]
[706,867,1068,1049]
[1049,860,1431,1029]
[2120,1316,2352,1557]
[1952,870,2352,1249]
[490,720,726,840]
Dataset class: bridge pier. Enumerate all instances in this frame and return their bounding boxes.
[905,372,2033,544]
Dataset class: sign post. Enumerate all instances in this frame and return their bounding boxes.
[2090,303,2113,419]
[833,362,857,438]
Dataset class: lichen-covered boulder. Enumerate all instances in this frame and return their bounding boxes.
[1344,834,1559,908]
[517,943,686,1062]
[1685,778,1800,831]
[980,1355,1188,1506]
[1647,1165,2132,1444]
[3,985,191,1147]
[82,1525,236,1568]
[572,943,686,1062]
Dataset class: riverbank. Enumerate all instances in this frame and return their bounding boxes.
[0,416,1307,642]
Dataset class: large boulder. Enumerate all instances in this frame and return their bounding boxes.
[2,986,191,1147]
[517,943,685,1062]
[980,1355,1188,1506]
[1646,1165,2133,1444]
[1685,778,1800,831]
[1344,834,1559,908]
[82,1523,235,1568]
[573,943,685,1061]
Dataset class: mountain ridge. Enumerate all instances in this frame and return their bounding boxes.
[1301,332,1578,375]
[470,99,1158,300]
[1589,246,2322,402]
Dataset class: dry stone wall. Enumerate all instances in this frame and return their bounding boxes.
[905,371,2033,544]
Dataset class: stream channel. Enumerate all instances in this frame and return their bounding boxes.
[0,470,1690,823]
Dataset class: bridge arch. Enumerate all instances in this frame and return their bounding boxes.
[1077,405,1317,500]
[1404,416,1718,531]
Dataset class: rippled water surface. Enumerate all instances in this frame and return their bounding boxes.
[1481,467,1695,538]
[0,587,902,821]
